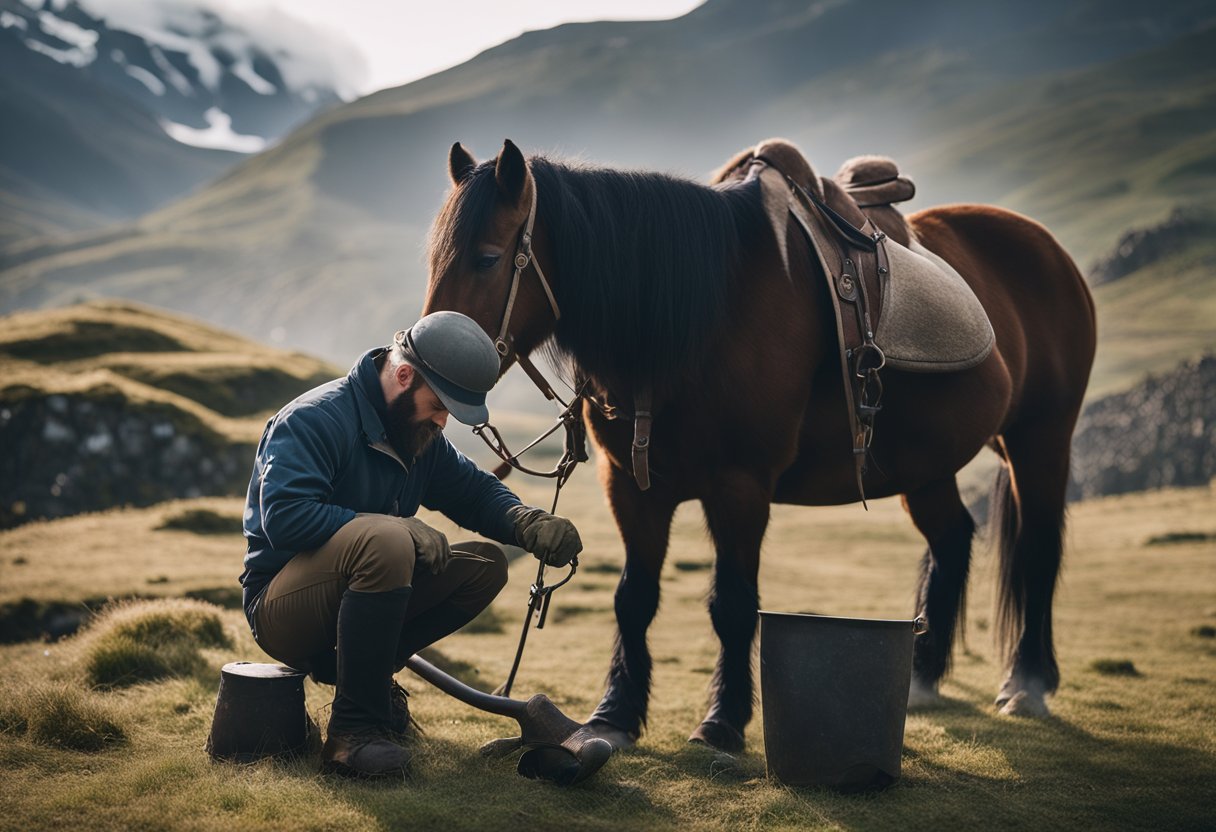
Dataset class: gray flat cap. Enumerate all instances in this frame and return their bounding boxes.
[395,311,499,425]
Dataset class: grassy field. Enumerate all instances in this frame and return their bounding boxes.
[0,468,1213,831]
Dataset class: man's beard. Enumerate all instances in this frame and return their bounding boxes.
[385,381,442,461]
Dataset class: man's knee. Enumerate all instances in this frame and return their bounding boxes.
[342,515,417,592]
[453,540,509,600]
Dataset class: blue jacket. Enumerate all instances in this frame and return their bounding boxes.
[240,347,522,625]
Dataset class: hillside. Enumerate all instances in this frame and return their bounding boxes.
[0,0,1211,395]
[0,301,337,527]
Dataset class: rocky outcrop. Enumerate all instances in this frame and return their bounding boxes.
[1070,355,1216,499]
[0,391,253,528]
[1087,208,1211,286]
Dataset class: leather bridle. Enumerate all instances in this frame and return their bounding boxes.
[492,165,561,361]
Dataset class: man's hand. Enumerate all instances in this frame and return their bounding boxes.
[399,516,452,574]
[511,506,583,568]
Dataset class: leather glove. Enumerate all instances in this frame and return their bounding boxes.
[398,516,452,574]
[510,506,582,568]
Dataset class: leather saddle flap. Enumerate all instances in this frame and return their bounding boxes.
[756,163,994,374]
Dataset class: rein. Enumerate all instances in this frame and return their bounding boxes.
[474,164,589,696]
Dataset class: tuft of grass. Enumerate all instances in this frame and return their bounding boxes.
[1145,530,1214,546]
[672,560,712,572]
[156,508,242,536]
[1089,658,1141,676]
[82,599,231,689]
[0,683,127,752]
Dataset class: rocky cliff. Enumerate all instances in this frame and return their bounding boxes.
[1070,354,1215,499]
[0,301,336,528]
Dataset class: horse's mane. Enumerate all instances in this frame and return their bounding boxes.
[436,156,765,393]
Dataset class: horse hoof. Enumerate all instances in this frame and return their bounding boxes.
[997,690,1050,717]
[907,678,941,709]
[688,719,745,753]
[584,720,637,751]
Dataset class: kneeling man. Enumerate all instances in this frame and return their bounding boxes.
[239,311,581,778]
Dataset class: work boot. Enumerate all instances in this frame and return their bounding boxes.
[322,728,411,778]
[324,586,413,778]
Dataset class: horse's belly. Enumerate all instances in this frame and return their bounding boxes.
[775,354,1011,504]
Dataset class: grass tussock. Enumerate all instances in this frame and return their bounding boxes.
[1145,530,1214,546]
[82,599,232,689]
[0,682,127,752]
[1089,658,1141,676]
[156,508,242,536]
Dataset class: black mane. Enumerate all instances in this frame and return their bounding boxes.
[436,156,765,392]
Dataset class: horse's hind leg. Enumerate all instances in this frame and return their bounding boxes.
[991,422,1073,717]
[587,466,679,749]
[690,469,772,753]
[904,477,976,706]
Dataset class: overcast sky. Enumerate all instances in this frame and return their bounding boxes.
[269,0,704,94]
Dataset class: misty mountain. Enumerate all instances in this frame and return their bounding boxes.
[1,0,1213,407]
[0,0,355,238]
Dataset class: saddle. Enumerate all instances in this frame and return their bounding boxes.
[719,139,995,502]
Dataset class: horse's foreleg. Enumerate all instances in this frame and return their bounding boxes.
[904,477,976,706]
[691,469,772,753]
[586,466,678,749]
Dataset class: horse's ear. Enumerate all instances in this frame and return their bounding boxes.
[449,142,477,185]
[494,139,529,205]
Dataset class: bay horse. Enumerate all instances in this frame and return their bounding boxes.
[422,138,1096,752]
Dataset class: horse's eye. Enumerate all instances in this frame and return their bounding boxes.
[475,253,500,271]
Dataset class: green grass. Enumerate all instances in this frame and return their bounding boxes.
[0,682,127,752]
[0,475,1213,829]
[81,599,233,689]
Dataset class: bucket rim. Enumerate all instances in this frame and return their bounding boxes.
[759,609,917,629]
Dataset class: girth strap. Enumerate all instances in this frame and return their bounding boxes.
[632,385,653,491]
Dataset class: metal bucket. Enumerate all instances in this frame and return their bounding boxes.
[759,611,927,789]
[206,662,317,762]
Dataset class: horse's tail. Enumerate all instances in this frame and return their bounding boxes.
[990,455,1064,692]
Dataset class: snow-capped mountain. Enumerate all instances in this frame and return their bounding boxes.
[0,0,365,239]
[1,0,363,152]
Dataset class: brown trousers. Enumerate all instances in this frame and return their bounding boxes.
[253,514,508,672]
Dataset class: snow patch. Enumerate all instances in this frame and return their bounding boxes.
[125,63,166,95]
[148,43,195,96]
[161,106,266,153]
[38,10,98,51]
[1,10,29,30]
[231,57,276,94]
[24,34,94,67]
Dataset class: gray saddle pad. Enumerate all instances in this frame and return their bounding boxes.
[874,237,994,372]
